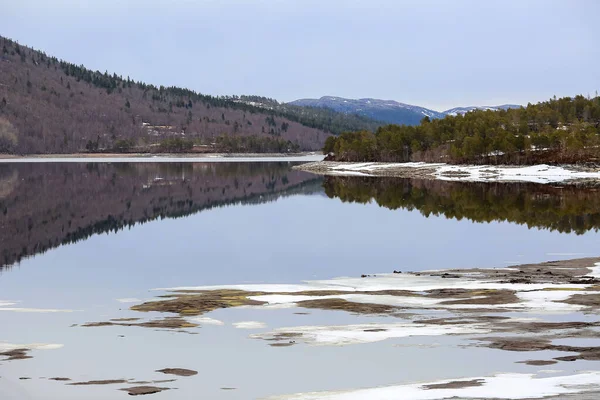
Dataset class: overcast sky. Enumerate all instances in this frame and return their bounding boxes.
[3,0,599,111]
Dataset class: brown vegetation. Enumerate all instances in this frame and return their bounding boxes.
[297,298,401,315]
[120,386,170,396]
[69,380,128,386]
[82,317,198,330]
[0,348,32,361]
[422,379,484,390]
[0,36,331,153]
[156,368,197,377]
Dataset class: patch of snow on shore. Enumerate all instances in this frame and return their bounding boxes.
[261,371,600,400]
[587,262,600,278]
[158,274,590,296]
[435,164,600,183]
[317,162,600,184]
[160,273,592,315]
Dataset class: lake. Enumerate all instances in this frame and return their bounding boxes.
[1,159,600,399]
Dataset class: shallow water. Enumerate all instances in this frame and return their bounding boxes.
[1,161,600,399]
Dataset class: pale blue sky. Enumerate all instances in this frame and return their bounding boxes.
[2,0,599,111]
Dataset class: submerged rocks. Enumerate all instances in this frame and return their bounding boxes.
[82,317,199,330]
[0,348,32,361]
[120,386,170,396]
[69,379,128,386]
[517,360,558,366]
[156,368,198,377]
[298,298,401,315]
[422,379,484,390]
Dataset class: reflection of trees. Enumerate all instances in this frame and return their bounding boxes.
[324,176,600,235]
[0,165,18,199]
[0,163,321,269]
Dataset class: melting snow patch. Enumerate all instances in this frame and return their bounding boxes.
[0,343,64,351]
[0,307,75,313]
[116,298,142,303]
[252,323,488,346]
[233,321,267,329]
[188,316,225,326]
[261,371,600,400]
[587,262,600,278]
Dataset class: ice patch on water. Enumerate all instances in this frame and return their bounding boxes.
[233,321,267,329]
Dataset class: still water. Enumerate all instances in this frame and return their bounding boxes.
[1,161,599,399]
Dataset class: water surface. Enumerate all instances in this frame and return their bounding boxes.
[1,161,600,399]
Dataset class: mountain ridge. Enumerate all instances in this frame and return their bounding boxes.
[443,104,521,116]
[289,96,521,126]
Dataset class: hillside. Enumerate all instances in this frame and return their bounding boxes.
[0,36,377,154]
[323,95,600,164]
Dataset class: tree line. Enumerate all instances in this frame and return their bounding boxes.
[324,95,600,164]
[214,134,301,153]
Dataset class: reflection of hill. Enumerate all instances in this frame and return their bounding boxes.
[0,163,321,268]
[0,168,18,199]
[323,176,600,235]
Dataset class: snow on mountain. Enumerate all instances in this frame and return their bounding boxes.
[288,97,445,126]
[288,97,521,126]
[442,104,521,116]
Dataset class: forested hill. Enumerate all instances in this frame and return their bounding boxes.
[324,95,600,165]
[0,36,376,154]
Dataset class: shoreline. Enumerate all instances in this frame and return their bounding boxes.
[0,152,318,159]
[0,153,325,163]
[293,160,600,184]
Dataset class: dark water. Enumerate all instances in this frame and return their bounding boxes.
[1,162,600,278]
[1,161,600,400]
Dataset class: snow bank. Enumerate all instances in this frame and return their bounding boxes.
[262,372,600,400]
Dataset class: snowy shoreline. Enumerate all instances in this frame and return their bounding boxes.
[294,161,600,184]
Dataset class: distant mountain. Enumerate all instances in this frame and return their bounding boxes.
[442,104,521,116]
[288,96,522,126]
[289,97,445,126]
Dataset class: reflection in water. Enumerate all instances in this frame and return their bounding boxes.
[4,163,600,271]
[323,176,600,235]
[0,162,321,268]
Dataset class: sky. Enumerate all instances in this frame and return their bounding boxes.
[2,0,599,111]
